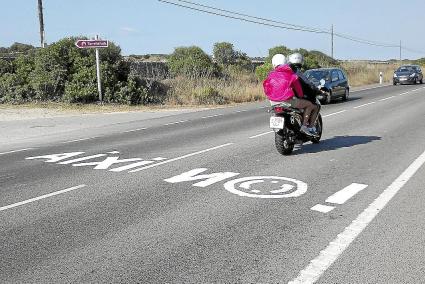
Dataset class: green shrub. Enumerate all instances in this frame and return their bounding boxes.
[0,73,34,103]
[255,62,273,82]
[168,46,218,78]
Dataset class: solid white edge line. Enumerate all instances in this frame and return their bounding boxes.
[0,184,87,212]
[289,149,425,284]
[129,143,234,172]
[353,101,377,109]
[322,110,347,118]
[249,131,274,139]
[0,148,33,156]
[379,96,396,101]
[351,84,390,93]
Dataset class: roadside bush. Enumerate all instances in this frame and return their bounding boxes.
[255,62,273,82]
[168,46,218,78]
[0,73,34,103]
[194,87,228,105]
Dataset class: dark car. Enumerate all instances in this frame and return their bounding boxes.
[304,68,350,104]
[393,65,423,85]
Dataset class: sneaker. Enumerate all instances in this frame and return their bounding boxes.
[300,125,313,136]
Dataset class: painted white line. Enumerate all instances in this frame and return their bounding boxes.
[325,183,368,205]
[398,91,411,96]
[0,148,33,156]
[351,84,390,93]
[130,143,234,172]
[61,137,97,144]
[249,131,274,139]
[289,149,425,284]
[311,204,335,213]
[122,127,147,133]
[353,101,377,109]
[235,110,249,113]
[164,120,188,126]
[0,184,87,212]
[379,95,396,101]
[201,114,223,119]
[322,110,347,118]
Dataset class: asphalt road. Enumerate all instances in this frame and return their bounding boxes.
[1,84,425,283]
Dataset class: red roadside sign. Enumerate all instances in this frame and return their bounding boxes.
[75,40,108,49]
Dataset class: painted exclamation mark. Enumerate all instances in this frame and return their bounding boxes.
[311,183,368,213]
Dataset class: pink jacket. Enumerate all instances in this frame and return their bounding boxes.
[263,64,304,101]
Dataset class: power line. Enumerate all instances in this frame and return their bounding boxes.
[157,0,328,34]
[175,0,329,33]
[158,0,424,56]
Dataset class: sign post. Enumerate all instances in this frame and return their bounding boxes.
[75,36,109,103]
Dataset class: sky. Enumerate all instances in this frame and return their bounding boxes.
[1,0,424,60]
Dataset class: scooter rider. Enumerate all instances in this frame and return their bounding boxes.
[263,54,317,136]
[287,53,321,135]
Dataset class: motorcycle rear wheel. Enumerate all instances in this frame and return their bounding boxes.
[311,115,323,144]
[275,129,294,155]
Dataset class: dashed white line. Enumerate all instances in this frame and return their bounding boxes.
[290,148,425,284]
[61,137,97,144]
[122,127,147,133]
[201,114,223,119]
[0,184,87,212]
[129,143,234,172]
[311,204,335,213]
[0,148,33,156]
[164,120,188,126]
[322,110,347,117]
[353,101,377,109]
[325,183,368,204]
[379,95,396,101]
[249,131,274,139]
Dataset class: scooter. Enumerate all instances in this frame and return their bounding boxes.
[269,79,325,155]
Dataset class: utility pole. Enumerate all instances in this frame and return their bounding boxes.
[399,40,402,66]
[331,24,334,59]
[37,0,45,47]
[95,35,103,103]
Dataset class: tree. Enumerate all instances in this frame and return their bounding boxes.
[213,42,236,66]
[266,45,292,63]
[168,46,217,78]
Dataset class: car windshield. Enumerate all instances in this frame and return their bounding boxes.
[397,67,414,72]
[304,70,331,82]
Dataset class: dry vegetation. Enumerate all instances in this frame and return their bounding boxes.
[341,62,399,87]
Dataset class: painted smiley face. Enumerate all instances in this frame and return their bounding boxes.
[223,176,307,199]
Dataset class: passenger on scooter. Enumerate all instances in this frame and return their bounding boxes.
[287,53,321,135]
[263,54,317,136]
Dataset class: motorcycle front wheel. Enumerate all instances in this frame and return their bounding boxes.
[275,128,294,155]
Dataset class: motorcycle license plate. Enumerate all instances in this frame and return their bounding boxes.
[270,116,284,129]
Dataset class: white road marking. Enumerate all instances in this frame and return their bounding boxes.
[61,137,97,144]
[201,114,223,119]
[73,157,143,170]
[353,101,377,109]
[0,184,87,212]
[290,149,425,284]
[58,154,106,165]
[164,168,240,187]
[122,127,147,133]
[249,131,274,139]
[164,120,188,126]
[325,183,368,205]
[130,143,234,172]
[109,160,156,172]
[107,151,120,154]
[379,96,396,101]
[0,148,33,156]
[311,204,335,213]
[322,110,347,118]
[26,152,84,163]
[351,84,390,93]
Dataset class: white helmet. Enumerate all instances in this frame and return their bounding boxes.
[288,53,304,65]
[271,54,286,68]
